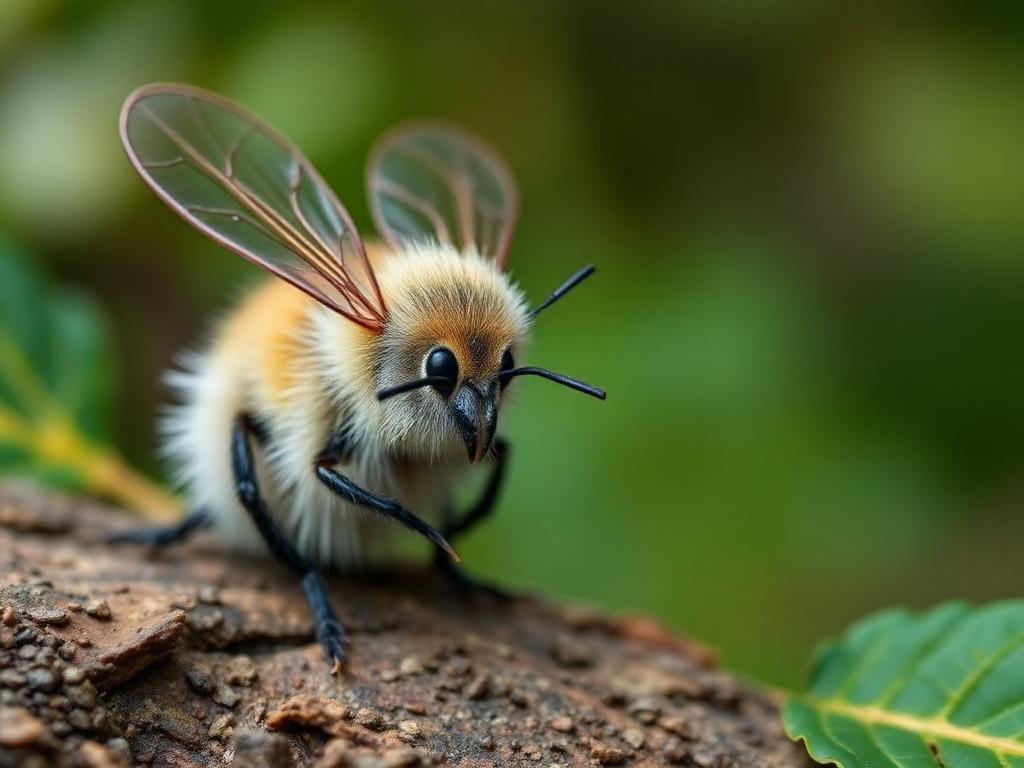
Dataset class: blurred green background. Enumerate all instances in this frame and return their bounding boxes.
[2,1,1023,688]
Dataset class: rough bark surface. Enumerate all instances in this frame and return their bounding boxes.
[0,485,810,768]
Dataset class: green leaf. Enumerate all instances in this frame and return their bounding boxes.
[785,601,1024,768]
[0,239,178,519]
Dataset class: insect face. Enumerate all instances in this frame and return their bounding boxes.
[373,247,529,463]
[425,344,497,463]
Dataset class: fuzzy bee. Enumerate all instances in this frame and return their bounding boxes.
[114,83,604,669]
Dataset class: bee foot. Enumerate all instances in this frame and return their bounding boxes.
[105,509,210,548]
[301,571,348,669]
[435,554,512,602]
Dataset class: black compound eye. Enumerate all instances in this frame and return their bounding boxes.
[425,347,458,395]
[499,348,515,389]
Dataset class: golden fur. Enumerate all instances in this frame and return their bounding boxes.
[162,244,530,569]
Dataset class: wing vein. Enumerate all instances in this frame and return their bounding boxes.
[367,122,517,267]
[142,157,184,169]
[139,104,375,325]
[184,205,294,251]
[142,105,313,261]
[224,127,256,179]
[123,85,389,330]
[286,166,378,323]
[374,178,453,246]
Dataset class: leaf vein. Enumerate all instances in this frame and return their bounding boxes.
[801,696,1024,757]
[877,609,973,707]
[942,632,1024,721]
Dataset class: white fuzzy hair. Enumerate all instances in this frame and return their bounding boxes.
[160,244,529,571]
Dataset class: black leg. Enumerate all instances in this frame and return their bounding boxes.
[315,453,458,563]
[106,509,211,547]
[232,415,346,669]
[434,543,510,599]
[444,438,508,541]
[300,571,346,665]
[434,438,511,599]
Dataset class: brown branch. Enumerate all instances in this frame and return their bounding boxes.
[0,485,809,767]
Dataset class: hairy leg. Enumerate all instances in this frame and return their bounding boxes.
[314,442,458,563]
[233,415,345,668]
[106,509,211,547]
[435,438,511,598]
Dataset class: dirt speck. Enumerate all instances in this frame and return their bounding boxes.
[628,695,661,724]
[464,672,490,700]
[0,705,46,747]
[551,633,592,668]
[397,719,421,740]
[354,707,387,732]
[28,603,69,625]
[267,695,349,736]
[186,667,215,694]
[208,713,234,739]
[26,667,60,692]
[663,736,691,764]
[550,715,575,733]
[522,743,543,761]
[659,714,696,740]
[623,727,646,749]
[232,727,296,768]
[587,737,628,765]
[212,683,241,708]
[507,689,530,708]
[77,739,127,768]
[83,598,111,620]
[399,656,424,676]
[197,586,221,605]
[226,655,258,686]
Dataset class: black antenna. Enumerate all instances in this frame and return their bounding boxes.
[499,366,606,400]
[377,376,452,401]
[529,265,596,319]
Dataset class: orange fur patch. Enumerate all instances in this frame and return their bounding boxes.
[216,280,316,406]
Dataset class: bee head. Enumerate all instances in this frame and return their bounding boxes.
[372,245,605,462]
[373,246,530,462]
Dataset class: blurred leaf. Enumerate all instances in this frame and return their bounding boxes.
[0,1,194,238]
[786,601,1024,767]
[221,12,390,160]
[0,0,51,53]
[0,239,178,519]
[836,39,1024,259]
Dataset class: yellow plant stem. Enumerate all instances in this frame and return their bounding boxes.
[22,414,181,522]
[0,316,181,520]
[81,448,181,522]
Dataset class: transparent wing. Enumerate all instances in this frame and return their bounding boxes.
[367,121,518,268]
[120,83,387,331]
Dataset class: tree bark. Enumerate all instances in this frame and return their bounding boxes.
[0,485,810,767]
